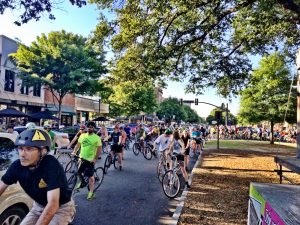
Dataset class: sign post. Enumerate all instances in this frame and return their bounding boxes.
[296,49,300,158]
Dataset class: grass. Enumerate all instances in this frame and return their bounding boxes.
[205,139,296,153]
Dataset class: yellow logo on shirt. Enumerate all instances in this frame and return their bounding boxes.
[32,130,46,141]
[38,179,47,188]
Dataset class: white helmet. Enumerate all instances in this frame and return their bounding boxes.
[26,122,36,130]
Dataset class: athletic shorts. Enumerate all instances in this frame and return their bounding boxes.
[184,147,190,156]
[176,154,184,161]
[78,160,94,178]
[195,138,202,144]
[112,143,122,153]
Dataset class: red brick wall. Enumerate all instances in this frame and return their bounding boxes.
[44,89,75,107]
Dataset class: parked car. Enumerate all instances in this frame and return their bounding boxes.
[58,126,80,142]
[14,126,70,148]
[0,133,33,224]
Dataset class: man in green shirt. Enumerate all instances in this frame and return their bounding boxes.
[73,121,102,200]
[44,124,56,151]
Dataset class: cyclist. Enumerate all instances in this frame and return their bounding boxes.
[152,128,173,161]
[181,129,191,171]
[119,126,127,160]
[106,125,123,170]
[68,124,87,149]
[72,121,102,200]
[0,128,75,224]
[43,124,56,151]
[97,124,109,154]
[124,124,131,140]
[169,130,190,188]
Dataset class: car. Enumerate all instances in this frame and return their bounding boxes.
[0,132,33,224]
[106,126,114,136]
[14,126,70,148]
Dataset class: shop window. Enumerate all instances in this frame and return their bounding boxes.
[20,83,29,95]
[4,70,15,92]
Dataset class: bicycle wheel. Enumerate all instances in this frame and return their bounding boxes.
[162,170,181,199]
[87,167,104,192]
[57,153,72,169]
[143,146,152,160]
[104,155,111,174]
[67,174,78,193]
[113,155,119,169]
[157,162,166,183]
[133,143,140,156]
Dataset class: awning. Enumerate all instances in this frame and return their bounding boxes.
[46,104,76,116]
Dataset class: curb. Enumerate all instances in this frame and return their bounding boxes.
[170,153,204,225]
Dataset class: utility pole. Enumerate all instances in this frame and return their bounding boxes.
[225,103,228,127]
[296,49,300,158]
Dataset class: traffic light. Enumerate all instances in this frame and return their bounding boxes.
[180,98,183,105]
[215,111,222,122]
[195,98,198,105]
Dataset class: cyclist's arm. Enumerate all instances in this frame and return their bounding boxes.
[118,136,122,145]
[0,180,8,196]
[68,135,78,148]
[72,142,81,155]
[94,146,102,162]
[36,188,60,225]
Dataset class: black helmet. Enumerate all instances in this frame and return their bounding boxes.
[87,121,96,128]
[15,128,51,151]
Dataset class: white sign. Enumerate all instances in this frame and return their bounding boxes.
[211,120,217,125]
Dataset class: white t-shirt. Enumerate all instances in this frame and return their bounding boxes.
[173,139,183,154]
[155,134,171,152]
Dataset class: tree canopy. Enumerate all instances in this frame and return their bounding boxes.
[90,0,300,98]
[238,53,297,143]
[0,0,87,25]
[11,30,107,123]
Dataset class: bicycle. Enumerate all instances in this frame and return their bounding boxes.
[55,147,72,169]
[162,153,182,198]
[156,149,171,183]
[103,144,120,174]
[65,155,104,195]
[143,140,155,160]
[132,139,145,156]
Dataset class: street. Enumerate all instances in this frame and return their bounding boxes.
[71,146,197,225]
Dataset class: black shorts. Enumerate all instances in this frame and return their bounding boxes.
[184,147,190,156]
[112,144,122,153]
[78,160,94,178]
[176,154,184,161]
[195,138,202,144]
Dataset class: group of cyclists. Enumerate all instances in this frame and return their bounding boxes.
[0,121,208,224]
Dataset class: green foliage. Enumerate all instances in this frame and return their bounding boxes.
[182,105,201,123]
[206,108,237,125]
[91,0,300,98]
[108,81,157,117]
[238,53,296,125]
[11,30,107,122]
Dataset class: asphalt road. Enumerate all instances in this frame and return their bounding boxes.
[71,146,197,225]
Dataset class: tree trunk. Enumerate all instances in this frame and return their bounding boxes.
[58,98,62,126]
[270,121,274,144]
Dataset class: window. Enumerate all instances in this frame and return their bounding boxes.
[4,70,15,92]
[33,83,41,97]
[20,83,29,95]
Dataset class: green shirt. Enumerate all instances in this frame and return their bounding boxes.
[78,133,102,161]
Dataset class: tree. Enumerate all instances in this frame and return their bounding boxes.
[0,0,87,25]
[11,30,107,124]
[108,81,157,117]
[156,97,187,123]
[238,53,297,144]
[182,105,202,123]
[91,0,300,97]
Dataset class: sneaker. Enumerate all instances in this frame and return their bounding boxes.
[119,166,122,171]
[186,182,191,188]
[75,181,82,190]
[87,191,95,200]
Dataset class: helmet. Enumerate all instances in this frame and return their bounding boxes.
[86,121,96,128]
[15,128,51,151]
[26,122,36,130]
[165,129,172,135]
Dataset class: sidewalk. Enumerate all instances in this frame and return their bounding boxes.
[176,148,300,225]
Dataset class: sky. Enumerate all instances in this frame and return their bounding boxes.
[0,1,241,118]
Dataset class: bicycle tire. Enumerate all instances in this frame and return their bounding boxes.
[67,174,78,193]
[113,155,119,169]
[87,167,104,192]
[104,155,111,174]
[57,153,71,169]
[157,162,166,183]
[162,170,181,199]
[143,146,152,160]
[133,143,140,156]
[64,160,78,178]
